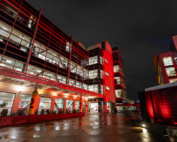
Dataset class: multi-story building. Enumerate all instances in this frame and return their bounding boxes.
[154,35,177,85]
[0,0,126,115]
[112,46,126,103]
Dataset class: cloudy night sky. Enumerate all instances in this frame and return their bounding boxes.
[26,0,177,102]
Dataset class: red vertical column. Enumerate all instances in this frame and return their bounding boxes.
[79,93,83,112]
[50,97,55,111]
[11,92,21,113]
[28,82,39,115]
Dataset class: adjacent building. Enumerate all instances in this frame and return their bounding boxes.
[139,35,177,126]
[154,35,177,85]
[0,0,126,115]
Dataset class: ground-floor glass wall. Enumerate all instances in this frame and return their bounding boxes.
[0,92,15,115]
[39,97,51,113]
[66,100,73,112]
[19,94,31,114]
[75,101,79,112]
[54,98,63,111]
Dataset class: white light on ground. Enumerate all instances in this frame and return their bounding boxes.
[142,124,146,127]
[142,128,147,133]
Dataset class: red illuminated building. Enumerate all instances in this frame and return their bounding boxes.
[139,35,177,126]
[0,0,126,115]
[154,35,177,85]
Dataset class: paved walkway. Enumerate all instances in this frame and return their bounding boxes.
[0,113,169,142]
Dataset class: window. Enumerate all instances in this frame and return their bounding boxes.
[89,56,98,65]
[100,70,103,79]
[89,69,98,79]
[66,41,71,52]
[99,56,102,64]
[163,57,173,66]
[169,79,177,83]
[106,86,110,90]
[19,94,31,114]
[165,67,176,77]
[66,100,73,112]
[0,92,15,115]
[89,84,99,93]
[39,97,51,113]
[105,72,109,76]
[105,59,108,63]
[75,101,80,111]
[115,89,126,98]
[1,56,25,72]
[54,98,63,111]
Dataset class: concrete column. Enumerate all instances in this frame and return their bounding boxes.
[50,97,55,111]
[79,93,83,112]
[11,92,21,113]
[28,82,38,115]
[35,96,41,111]
[85,100,88,112]
[63,98,66,112]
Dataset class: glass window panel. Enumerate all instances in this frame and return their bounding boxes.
[0,22,12,32]
[66,100,73,112]
[10,34,21,44]
[163,57,173,66]
[165,67,176,77]
[75,101,79,110]
[0,28,10,38]
[54,98,63,110]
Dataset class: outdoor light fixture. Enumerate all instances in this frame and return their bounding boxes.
[142,124,146,127]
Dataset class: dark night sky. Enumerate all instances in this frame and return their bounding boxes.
[26,0,177,102]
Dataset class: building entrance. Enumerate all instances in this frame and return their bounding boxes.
[90,103,98,112]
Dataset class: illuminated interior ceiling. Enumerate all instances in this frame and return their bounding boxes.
[0,75,98,98]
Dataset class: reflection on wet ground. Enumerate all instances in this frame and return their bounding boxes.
[0,113,169,142]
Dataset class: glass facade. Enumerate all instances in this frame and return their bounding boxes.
[19,94,31,114]
[39,97,51,113]
[163,57,173,66]
[75,101,79,111]
[54,98,63,111]
[66,100,73,112]
[0,92,15,115]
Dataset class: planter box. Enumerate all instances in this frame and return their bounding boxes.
[0,113,85,127]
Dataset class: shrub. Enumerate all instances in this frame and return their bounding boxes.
[40,109,45,115]
[51,110,56,114]
[0,102,7,107]
[1,109,8,116]
[34,110,38,115]
[17,110,25,116]
[10,112,16,116]
[173,133,177,142]
[46,109,50,114]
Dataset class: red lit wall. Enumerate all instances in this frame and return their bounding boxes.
[144,91,156,124]
[102,41,116,103]
[139,86,177,126]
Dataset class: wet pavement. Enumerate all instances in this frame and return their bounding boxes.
[0,113,169,142]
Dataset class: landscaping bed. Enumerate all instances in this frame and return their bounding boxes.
[0,113,85,127]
